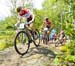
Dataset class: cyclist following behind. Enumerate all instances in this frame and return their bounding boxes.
[59,30,66,44]
[43,17,51,36]
[42,17,51,42]
[43,17,51,33]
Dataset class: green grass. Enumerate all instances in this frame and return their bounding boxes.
[0,40,7,50]
[0,39,14,51]
[0,32,15,51]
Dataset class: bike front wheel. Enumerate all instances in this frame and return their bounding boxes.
[14,31,30,55]
[43,32,49,44]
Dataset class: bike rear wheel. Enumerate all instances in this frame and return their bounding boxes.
[14,31,30,55]
[33,29,40,47]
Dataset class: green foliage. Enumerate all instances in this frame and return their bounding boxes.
[0,41,7,50]
[68,40,75,55]
[65,55,75,62]
[55,40,75,65]
[0,35,14,50]
[53,57,59,65]
[0,16,16,31]
[34,9,44,29]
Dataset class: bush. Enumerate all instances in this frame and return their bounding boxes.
[68,40,75,55]
[0,40,7,50]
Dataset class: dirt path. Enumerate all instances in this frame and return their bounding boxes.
[0,42,62,66]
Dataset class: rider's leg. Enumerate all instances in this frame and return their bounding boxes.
[47,26,50,41]
[28,23,36,42]
[30,23,36,33]
[29,23,37,37]
[25,24,32,43]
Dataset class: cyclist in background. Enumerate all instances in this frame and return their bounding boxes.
[59,30,66,44]
[43,17,51,35]
[43,17,51,31]
[42,17,52,41]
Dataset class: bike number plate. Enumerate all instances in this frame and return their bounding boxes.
[19,23,24,29]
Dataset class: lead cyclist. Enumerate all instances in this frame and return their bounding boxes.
[15,6,35,42]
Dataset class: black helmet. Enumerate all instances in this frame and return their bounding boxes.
[45,17,49,21]
[16,6,22,13]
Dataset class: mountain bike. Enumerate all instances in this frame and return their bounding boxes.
[42,28,49,44]
[14,22,40,55]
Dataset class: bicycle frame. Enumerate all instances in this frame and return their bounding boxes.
[14,22,40,55]
[19,23,39,41]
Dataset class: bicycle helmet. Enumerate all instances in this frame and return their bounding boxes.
[44,17,49,22]
[16,6,22,13]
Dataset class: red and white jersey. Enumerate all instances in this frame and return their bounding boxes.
[19,8,32,18]
[44,20,51,26]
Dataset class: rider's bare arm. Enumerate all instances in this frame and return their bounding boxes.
[15,16,22,26]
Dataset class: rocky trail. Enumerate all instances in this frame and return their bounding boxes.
[0,42,63,66]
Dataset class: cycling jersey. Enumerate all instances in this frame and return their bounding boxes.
[44,20,51,29]
[46,21,51,26]
[19,8,30,18]
[19,8,34,23]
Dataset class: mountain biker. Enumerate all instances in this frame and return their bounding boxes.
[43,17,51,31]
[50,29,56,40]
[42,17,51,41]
[59,30,66,44]
[43,17,51,34]
[15,6,35,43]
[15,6,35,30]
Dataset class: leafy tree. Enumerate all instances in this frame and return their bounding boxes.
[0,16,16,30]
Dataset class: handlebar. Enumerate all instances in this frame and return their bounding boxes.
[15,21,31,30]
